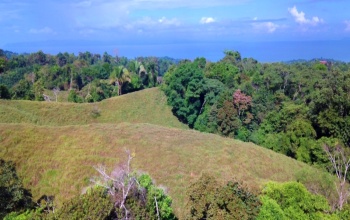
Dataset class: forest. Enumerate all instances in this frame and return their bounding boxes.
[1,48,350,219]
[0,49,178,103]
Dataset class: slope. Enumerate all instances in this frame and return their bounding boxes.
[0,87,187,129]
[0,122,331,217]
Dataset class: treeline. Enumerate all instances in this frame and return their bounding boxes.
[162,51,350,165]
[0,49,178,102]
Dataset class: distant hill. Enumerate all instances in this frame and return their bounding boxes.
[0,88,333,217]
[283,58,346,64]
[0,49,19,59]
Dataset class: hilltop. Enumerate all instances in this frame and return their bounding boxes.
[0,88,187,129]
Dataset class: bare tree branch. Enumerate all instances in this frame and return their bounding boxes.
[91,149,136,219]
[324,144,350,210]
[52,87,60,102]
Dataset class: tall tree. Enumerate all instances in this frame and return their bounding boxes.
[110,66,131,96]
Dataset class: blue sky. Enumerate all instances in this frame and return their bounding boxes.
[1,0,350,61]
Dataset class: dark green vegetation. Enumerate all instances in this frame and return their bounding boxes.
[162,50,350,173]
[186,173,261,219]
[0,159,33,219]
[1,48,350,219]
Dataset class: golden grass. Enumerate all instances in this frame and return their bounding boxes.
[0,122,329,218]
[0,88,187,129]
[0,88,334,218]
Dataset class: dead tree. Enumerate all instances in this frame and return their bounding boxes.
[43,94,51,102]
[52,87,60,102]
[324,144,350,210]
[91,149,137,219]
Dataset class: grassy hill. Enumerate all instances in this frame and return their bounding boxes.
[0,88,187,129]
[0,88,333,217]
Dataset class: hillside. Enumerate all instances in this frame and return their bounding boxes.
[0,88,335,217]
[0,122,330,217]
[0,88,187,129]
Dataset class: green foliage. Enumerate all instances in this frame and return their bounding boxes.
[0,50,177,103]
[138,174,176,220]
[186,173,260,220]
[162,61,206,127]
[204,62,239,88]
[337,204,350,219]
[54,186,114,220]
[162,53,350,178]
[256,196,286,220]
[67,89,83,103]
[0,159,33,219]
[295,168,337,208]
[11,79,34,100]
[0,84,11,99]
[258,181,336,220]
[4,208,44,220]
[115,173,177,220]
[0,57,7,73]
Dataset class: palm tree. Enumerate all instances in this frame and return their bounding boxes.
[146,61,158,87]
[110,66,131,96]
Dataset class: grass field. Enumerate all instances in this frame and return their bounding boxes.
[0,88,187,129]
[0,88,333,218]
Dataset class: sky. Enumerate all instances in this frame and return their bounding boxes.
[1,0,350,62]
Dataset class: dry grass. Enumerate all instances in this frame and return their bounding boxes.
[0,88,334,218]
[0,88,187,129]
[0,122,329,217]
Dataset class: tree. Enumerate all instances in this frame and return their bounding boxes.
[0,159,33,218]
[52,87,60,102]
[324,143,350,210]
[233,89,252,117]
[0,57,7,73]
[162,61,206,127]
[67,89,83,103]
[54,186,115,219]
[110,66,131,96]
[186,173,260,220]
[138,174,176,220]
[91,150,176,219]
[222,50,241,63]
[258,181,334,219]
[11,79,35,100]
[0,84,10,99]
[204,62,239,88]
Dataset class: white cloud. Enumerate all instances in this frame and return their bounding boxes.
[29,27,56,34]
[288,6,323,26]
[158,17,181,26]
[252,22,279,33]
[200,17,215,24]
[345,20,350,32]
[121,16,181,33]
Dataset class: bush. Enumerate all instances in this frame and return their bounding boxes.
[186,173,260,219]
[0,159,33,219]
[258,181,338,220]
[54,186,114,219]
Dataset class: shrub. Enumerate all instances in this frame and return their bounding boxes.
[186,173,260,219]
[0,159,33,219]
